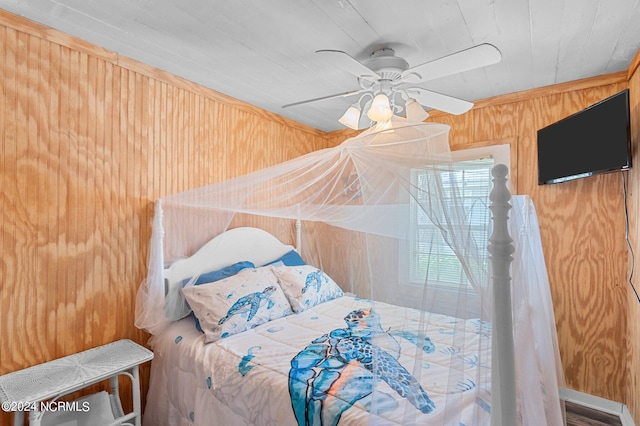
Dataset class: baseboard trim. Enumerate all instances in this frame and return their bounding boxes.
[559,388,636,426]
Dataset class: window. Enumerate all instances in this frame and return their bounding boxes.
[401,143,511,291]
[409,158,495,288]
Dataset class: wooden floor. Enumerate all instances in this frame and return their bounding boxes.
[565,401,623,426]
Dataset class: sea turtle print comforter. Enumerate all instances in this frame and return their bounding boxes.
[144,296,492,426]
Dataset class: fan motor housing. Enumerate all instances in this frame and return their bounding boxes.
[365,48,409,80]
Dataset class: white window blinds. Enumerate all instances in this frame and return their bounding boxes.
[409,158,494,287]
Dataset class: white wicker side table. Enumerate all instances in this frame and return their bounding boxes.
[0,339,153,426]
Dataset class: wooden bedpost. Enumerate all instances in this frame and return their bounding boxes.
[488,164,516,426]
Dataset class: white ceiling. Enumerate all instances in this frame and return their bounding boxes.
[2,0,640,131]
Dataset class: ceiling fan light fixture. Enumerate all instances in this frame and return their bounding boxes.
[338,104,362,130]
[405,98,429,122]
[288,44,502,128]
[367,94,393,122]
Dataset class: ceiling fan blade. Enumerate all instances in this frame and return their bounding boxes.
[282,88,369,108]
[401,43,501,84]
[316,49,381,81]
[409,88,473,115]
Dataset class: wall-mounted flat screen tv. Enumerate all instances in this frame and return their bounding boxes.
[537,89,631,185]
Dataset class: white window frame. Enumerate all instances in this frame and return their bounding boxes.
[399,144,511,308]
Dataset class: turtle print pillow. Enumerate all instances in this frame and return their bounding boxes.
[271,265,344,313]
[182,267,293,343]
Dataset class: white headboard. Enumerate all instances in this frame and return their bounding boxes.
[164,227,295,320]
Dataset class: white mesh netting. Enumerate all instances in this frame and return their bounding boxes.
[135,117,564,425]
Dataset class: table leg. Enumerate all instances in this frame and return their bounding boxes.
[13,411,23,426]
[28,409,41,426]
[132,366,141,426]
[110,375,120,404]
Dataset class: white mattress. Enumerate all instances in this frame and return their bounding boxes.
[143,296,492,426]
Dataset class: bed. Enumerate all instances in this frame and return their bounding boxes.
[135,119,565,425]
[144,227,497,426]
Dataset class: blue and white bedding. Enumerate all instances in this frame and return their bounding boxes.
[143,295,492,426]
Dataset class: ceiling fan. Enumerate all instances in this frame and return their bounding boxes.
[283,43,502,129]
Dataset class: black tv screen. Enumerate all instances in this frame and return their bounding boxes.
[537,89,631,185]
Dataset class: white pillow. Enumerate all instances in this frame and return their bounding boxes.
[182,267,292,342]
[271,265,344,313]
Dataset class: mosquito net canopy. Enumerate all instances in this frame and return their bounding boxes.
[135,116,564,425]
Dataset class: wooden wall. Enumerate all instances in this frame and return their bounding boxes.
[2,8,639,425]
[447,78,633,408]
[329,73,636,416]
[0,10,326,425]
[625,50,640,424]
[452,77,632,405]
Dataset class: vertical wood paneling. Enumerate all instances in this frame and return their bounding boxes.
[0,25,5,383]
[46,40,60,361]
[626,56,640,424]
[0,13,327,425]
[1,9,638,425]
[2,25,14,373]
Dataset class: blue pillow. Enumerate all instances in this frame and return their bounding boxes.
[264,250,306,267]
[183,261,255,332]
[191,311,205,332]
[190,261,255,286]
